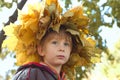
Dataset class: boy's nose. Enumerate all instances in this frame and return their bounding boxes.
[58,44,65,52]
[59,49,64,52]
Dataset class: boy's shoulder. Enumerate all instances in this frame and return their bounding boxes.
[13,62,56,80]
[17,62,45,72]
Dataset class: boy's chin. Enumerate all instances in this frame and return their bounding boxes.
[55,60,68,65]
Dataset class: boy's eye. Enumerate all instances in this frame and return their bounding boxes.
[52,41,57,44]
[64,42,70,46]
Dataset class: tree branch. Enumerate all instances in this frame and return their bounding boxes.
[0,0,27,52]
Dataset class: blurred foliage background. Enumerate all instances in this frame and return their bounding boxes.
[0,0,120,80]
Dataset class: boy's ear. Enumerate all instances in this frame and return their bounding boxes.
[37,45,45,56]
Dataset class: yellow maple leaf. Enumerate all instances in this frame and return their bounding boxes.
[16,51,40,65]
[2,23,18,50]
[17,26,35,45]
[86,37,96,47]
[3,23,16,36]
[2,36,18,51]
[45,0,62,16]
[46,0,58,6]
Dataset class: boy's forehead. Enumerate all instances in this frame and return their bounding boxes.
[45,32,71,41]
[47,32,65,40]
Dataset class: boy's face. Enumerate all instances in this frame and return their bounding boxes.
[38,31,72,67]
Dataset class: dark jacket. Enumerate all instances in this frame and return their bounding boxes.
[12,62,66,80]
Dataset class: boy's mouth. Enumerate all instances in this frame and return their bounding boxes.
[57,55,65,59]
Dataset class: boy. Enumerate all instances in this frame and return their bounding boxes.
[13,26,72,80]
[2,0,101,80]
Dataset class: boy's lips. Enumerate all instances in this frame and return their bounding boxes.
[57,55,65,59]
